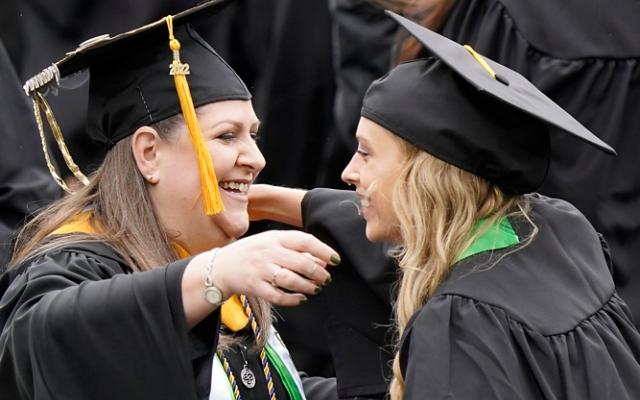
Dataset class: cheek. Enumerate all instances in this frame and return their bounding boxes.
[208,143,237,174]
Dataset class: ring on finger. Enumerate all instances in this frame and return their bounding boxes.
[308,261,318,276]
[271,266,283,287]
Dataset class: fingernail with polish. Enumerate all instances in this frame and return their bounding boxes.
[324,276,332,286]
[299,296,308,305]
[330,254,341,266]
[314,286,323,294]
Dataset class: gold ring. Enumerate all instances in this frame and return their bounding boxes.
[271,266,283,287]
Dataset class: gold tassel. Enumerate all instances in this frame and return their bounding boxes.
[165,16,224,215]
[35,92,90,187]
[32,96,73,193]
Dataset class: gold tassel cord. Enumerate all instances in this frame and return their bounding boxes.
[32,96,73,193]
[463,45,497,79]
[165,16,224,215]
[35,92,90,186]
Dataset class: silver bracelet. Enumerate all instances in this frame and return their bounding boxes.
[204,248,219,288]
[203,248,224,307]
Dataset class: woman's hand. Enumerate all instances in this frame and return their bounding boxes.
[248,184,306,227]
[181,230,339,327]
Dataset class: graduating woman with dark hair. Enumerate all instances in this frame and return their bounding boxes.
[0,2,340,399]
[250,13,640,400]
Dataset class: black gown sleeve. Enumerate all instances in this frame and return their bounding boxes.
[301,374,338,400]
[302,188,396,399]
[0,247,220,400]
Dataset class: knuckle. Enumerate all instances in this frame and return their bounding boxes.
[278,271,292,286]
[299,234,314,248]
[272,291,285,304]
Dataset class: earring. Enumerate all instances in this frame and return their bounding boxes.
[146,175,154,182]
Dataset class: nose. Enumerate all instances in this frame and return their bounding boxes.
[341,153,360,186]
[238,138,266,173]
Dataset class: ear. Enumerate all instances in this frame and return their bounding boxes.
[131,126,162,184]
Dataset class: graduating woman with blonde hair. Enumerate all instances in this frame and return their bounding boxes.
[250,13,640,400]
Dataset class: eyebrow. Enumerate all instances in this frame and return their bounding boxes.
[210,119,261,130]
[355,132,368,143]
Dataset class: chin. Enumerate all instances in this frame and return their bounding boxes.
[214,210,250,239]
[365,223,386,242]
[365,221,401,243]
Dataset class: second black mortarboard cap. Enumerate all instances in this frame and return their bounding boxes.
[361,11,615,194]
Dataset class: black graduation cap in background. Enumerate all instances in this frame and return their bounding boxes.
[362,11,615,194]
[24,0,248,214]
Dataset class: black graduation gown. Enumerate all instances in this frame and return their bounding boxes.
[0,242,220,400]
[301,189,397,399]
[399,194,640,399]
[436,0,640,328]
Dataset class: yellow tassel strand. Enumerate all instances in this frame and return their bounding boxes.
[463,45,497,79]
[165,16,224,215]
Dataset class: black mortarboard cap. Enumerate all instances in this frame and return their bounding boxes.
[24,0,248,214]
[361,11,615,194]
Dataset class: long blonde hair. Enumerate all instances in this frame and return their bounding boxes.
[10,112,271,347]
[388,139,534,399]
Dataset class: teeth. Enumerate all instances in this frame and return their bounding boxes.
[219,181,250,193]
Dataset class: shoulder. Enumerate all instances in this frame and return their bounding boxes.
[11,241,131,283]
[432,194,613,335]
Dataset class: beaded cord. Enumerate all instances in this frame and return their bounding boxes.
[218,295,278,400]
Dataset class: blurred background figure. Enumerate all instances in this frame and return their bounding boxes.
[0,37,60,273]
[316,0,398,189]
[203,0,335,190]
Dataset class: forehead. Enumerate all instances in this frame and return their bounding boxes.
[356,117,398,145]
[196,100,259,125]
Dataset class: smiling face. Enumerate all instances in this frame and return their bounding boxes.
[341,117,406,243]
[140,100,265,254]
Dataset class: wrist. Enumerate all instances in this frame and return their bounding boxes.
[202,248,228,307]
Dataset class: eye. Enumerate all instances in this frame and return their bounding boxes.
[217,132,236,141]
[250,131,261,142]
[356,147,369,158]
